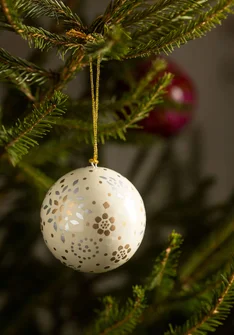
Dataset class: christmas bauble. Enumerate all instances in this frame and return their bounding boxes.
[40,166,146,273]
[138,58,197,136]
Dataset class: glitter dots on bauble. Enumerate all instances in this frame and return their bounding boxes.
[40,166,146,273]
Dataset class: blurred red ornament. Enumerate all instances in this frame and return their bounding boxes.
[137,59,197,137]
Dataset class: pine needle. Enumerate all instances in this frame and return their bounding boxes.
[0,48,56,86]
[85,285,146,335]
[145,231,183,298]
[165,263,234,335]
[16,0,84,30]
[0,91,67,165]
[19,161,54,191]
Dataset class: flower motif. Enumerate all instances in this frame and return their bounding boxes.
[93,213,116,236]
[110,244,131,263]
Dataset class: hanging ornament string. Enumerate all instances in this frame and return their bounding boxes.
[89,55,101,167]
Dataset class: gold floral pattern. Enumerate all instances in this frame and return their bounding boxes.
[93,213,116,236]
[110,244,131,263]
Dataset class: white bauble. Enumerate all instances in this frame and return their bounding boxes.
[40,166,146,273]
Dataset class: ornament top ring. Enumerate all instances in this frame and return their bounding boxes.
[40,166,146,273]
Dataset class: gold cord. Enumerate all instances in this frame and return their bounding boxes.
[89,55,101,166]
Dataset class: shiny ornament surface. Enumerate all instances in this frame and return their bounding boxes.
[40,166,146,273]
[138,58,196,136]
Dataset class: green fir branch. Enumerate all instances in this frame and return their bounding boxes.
[0,48,57,86]
[145,232,183,297]
[102,0,144,27]
[57,72,172,144]
[2,0,234,60]
[56,118,127,144]
[157,0,234,53]
[159,0,210,25]
[166,264,234,335]
[120,0,180,28]
[0,0,23,34]
[18,24,83,55]
[195,235,234,282]
[85,285,146,335]
[0,46,57,100]
[84,25,131,60]
[143,266,229,327]
[132,1,208,41]
[130,58,168,100]
[18,161,54,191]
[1,0,131,59]
[180,209,234,286]
[16,0,85,30]
[128,72,173,122]
[126,0,234,57]
[54,49,84,91]
[122,0,208,32]
[24,134,85,165]
[6,73,35,101]
[98,0,234,59]
[0,91,67,165]
[0,0,84,55]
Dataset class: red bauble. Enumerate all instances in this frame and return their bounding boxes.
[137,59,197,137]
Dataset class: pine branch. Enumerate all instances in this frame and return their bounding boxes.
[0,47,58,100]
[16,0,85,30]
[101,0,143,27]
[85,285,146,335]
[132,1,208,41]
[1,13,128,61]
[128,72,173,122]
[94,0,234,59]
[6,74,35,101]
[121,0,180,27]
[0,0,84,55]
[1,1,87,92]
[18,161,54,191]
[194,235,234,283]
[121,0,209,33]
[55,118,128,143]
[165,264,234,335]
[24,135,85,165]
[0,0,22,34]
[126,0,234,57]
[142,231,184,325]
[180,208,234,286]
[18,25,83,55]
[0,91,67,165]
[48,49,85,96]
[145,231,183,296]
[0,48,57,87]
[84,25,131,60]
[2,0,234,60]
[130,58,168,100]
[56,72,172,144]
[0,0,130,59]
[143,264,231,327]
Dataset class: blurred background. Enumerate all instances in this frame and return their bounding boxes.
[1,0,234,334]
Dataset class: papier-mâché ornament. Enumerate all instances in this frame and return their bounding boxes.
[40,166,146,273]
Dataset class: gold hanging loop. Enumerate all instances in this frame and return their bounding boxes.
[89,54,101,167]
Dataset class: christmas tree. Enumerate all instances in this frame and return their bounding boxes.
[0,0,234,334]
